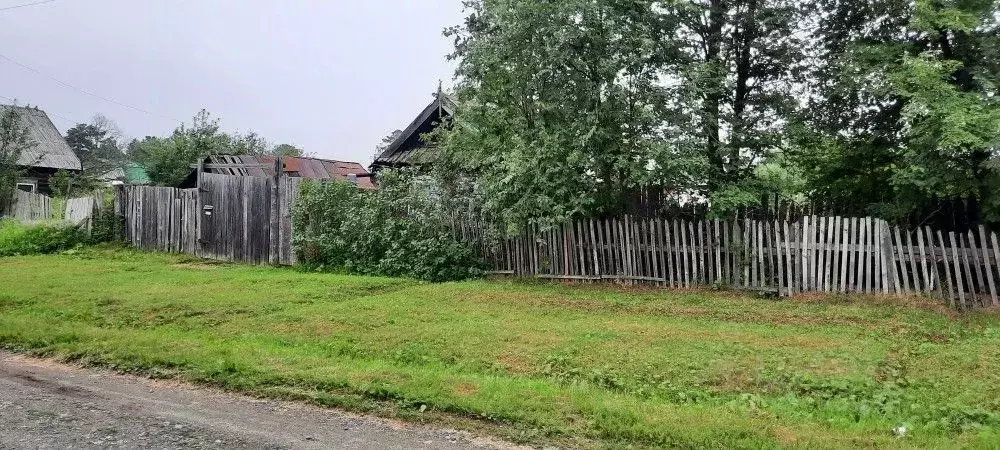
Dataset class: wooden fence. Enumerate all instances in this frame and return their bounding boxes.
[2,190,52,221]
[65,196,97,227]
[467,216,1000,309]
[115,175,1000,308]
[116,174,301,265]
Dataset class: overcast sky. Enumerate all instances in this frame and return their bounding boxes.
[0,0,464,165]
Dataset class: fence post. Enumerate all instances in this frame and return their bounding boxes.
[195,158,204,258]
[269,157,282,265]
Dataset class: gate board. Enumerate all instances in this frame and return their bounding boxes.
[198,172,273,264]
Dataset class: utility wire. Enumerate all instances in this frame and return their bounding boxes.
[0,93,86,125]
[0,52,163,118]
[0,0,59,12]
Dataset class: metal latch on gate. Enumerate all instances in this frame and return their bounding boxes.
[203,205,214,216]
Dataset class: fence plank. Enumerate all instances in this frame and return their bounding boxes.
[949,232,966,309]
[894,227,911,293]
[968,230,987,307]
[979,226,997,307]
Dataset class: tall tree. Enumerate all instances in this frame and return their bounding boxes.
[131,110,232,186]
[440,0,670,229]
[793,0,1000,222]
[63,115,127,194]
[656,0,807,208]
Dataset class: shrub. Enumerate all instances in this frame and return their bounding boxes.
[89,195,123,244]
[293,170,484,282]
[0,219,88,256]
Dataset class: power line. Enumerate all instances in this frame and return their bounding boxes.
[0,0,59,12]
[0,52,163,118]
[0,93,85,125]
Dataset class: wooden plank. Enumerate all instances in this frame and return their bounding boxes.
[894,226,911,293]
[816,217,827,291]
[838,217,848,292]
[935,230,953,305]
[638,219,648,282]
[783,221,794,295]
[650,219,661,283]
[860,218,870,293]
[577,221,587,278]
[980,226,997,306]
[916,227,930,294]
[903,229,919,292]
[949,232,966,309]
[648,218,657,282]
[740,219,754,289]
[664,220,680,288]
[722,220,736,287]
[747,220,760,288]
[800,216,809,291]
[698,220,707,285]
[774,221,785,295]
[992,230,1000,306]
[754,220,762,288]
[682,220,692,288]
[846,217,855,292]
[968,230,987,307]
[589,219,601,279]
[714,220,722,285]
[823,216,833,291]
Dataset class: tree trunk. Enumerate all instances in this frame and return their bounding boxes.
[703,0,727,191]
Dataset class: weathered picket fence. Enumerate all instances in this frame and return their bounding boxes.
[465,216,1000,309]
[116,174,302,265]
[115,173,1000,308]
[2,190,52,221]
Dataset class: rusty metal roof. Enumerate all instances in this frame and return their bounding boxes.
[204,155,376,189]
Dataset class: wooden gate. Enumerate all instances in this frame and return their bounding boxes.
[198,172,273,264]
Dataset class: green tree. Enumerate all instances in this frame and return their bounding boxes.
[130,110,253,186]
[792,0,1000,221]
[440,0,671,230]
[63,115,126,195]
[271,143,307,158]
[440,0,810,227]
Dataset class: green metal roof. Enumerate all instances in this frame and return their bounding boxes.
[124,163,151,185]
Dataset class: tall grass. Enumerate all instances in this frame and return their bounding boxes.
[0,219,87,256]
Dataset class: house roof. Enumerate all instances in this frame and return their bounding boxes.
[371,92,456,170]
[196,154,376,190]
[1,105,81,171]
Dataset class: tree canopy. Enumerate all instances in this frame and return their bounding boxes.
[129,110,311,186]
[435,0,1000,230]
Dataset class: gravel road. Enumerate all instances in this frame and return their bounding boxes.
[0,351,522,450]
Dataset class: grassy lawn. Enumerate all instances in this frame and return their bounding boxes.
[1,248,999,448]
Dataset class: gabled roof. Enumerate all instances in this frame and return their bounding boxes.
[1,105,81,171]
[191,154,376,190]
[371,92,456,169]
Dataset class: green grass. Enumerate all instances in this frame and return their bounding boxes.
[1,248,999,448]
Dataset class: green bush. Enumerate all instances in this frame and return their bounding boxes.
[0,219,88,256]
[89,195,123,244]
[293,170,484,282]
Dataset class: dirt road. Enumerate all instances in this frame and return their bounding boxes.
[0,352,519,449]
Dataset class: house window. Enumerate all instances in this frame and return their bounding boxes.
[16,183,35,193]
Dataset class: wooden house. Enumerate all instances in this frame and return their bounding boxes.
[181,154,376,189]
[2,105,82,195]
[370,92,456,172]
